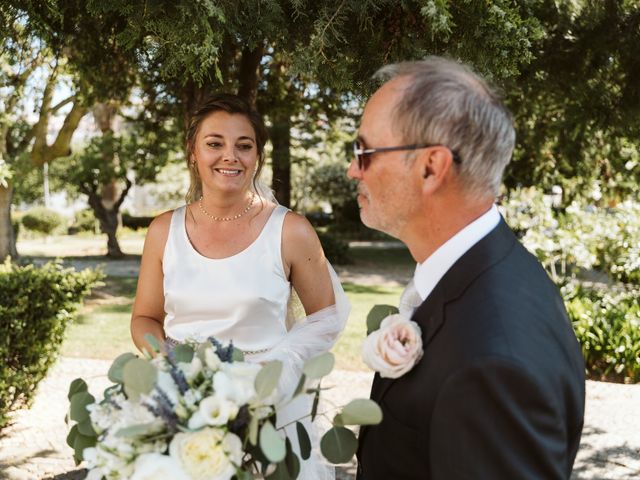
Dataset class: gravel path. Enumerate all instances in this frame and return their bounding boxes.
[1,358,639,480]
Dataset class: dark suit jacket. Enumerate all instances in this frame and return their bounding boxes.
[357,220,585,480]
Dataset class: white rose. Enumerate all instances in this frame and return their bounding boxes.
[170,428,241,480]
[198,395,239,426]
[362,314,423,379]
[130,453,190,480]
[214,362,260,405]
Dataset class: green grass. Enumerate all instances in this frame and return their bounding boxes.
[332,282,403,371]
[61,276,402,372]
[61,276,138,358]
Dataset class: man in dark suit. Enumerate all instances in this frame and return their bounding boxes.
[348,57,585,479]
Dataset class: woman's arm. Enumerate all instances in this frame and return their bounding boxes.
[130,211,172,354]
[281,212,335,315]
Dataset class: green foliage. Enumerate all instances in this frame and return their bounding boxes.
[309,163,359,224]
[500,187,640,285]
[0,260,102,429]
[505,1,640,198]
[71,209,98,234]
[317,230,351,265]
[564,283,640,383]
[21,206,64,235]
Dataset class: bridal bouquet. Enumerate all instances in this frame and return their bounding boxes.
[66,336,381,480]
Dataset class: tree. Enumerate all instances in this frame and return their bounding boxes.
[0,7,87,259]
[504,1,640,199]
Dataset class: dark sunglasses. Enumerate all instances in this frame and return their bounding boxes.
[352,140,462,171]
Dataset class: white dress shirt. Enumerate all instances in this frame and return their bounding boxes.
[413,205,501,301]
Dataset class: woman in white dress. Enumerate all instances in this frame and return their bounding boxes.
[130,94,348,479]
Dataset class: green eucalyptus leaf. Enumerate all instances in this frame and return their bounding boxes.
[367,304,399,335]
[172,344,194,363]
[143,333,162,353]
[296,421,311,460]
[285,437,300,478]
[69,391,95,422]
[302,352,335,379]
[77,417,96,436]
[293,374,307,397]
[311,389,320,421]
[116,422,158,438]
[122,358,157,401]
[235,471,253,480]
[68,378,88,401]
[108,352,137,383]
[66,424,79,449]
[259,421,286,463]
[73,432,97,464]
[266,462,291,480]
[255,361,283,398]
[232,347,245,362]
[339,399,383,426]
[320,426,358,464]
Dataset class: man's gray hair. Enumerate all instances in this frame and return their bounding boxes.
[375,57,515,198]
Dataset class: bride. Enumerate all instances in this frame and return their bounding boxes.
[130,93,349,479]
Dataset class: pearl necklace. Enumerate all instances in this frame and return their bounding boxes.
[198,192,256,221]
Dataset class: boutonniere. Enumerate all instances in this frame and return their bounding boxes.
[361,305,424,379]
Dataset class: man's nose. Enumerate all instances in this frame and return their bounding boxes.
[347,157,361,179]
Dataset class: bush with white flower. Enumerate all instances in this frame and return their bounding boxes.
[67,336,382,479]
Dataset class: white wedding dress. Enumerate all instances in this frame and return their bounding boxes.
[163,202,349,479]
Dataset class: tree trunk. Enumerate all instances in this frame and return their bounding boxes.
[270,112,291,207]
[237,45,264,105]
[92,103,126,258]
[0,183,18,260]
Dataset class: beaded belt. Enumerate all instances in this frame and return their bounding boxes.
[165,337,270,356]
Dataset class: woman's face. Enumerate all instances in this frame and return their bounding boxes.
[192,111,259,195]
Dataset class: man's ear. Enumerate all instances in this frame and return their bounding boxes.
[419,146,455,193]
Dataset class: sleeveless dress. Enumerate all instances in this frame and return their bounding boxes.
[162,204,338,479]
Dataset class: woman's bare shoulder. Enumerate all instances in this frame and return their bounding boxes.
[144,208,179,253]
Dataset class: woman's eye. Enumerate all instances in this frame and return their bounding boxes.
[207,142,222,148]
[237,144,253,151]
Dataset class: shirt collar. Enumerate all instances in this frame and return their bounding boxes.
[413,204,500,300]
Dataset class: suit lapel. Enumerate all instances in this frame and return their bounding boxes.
[372,219,517,404]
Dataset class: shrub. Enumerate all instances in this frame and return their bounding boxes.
[0,260,103,429]
[500,187,640,286]
[21,207,64,235]
[564,282,640,383]
[309,163,360,223]
[70,209,99,234]
[317,230,352,265]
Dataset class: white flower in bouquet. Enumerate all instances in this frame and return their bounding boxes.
[130,452,190,480]
[170,428,242,480]
[178,356,204,381]
[155,369,180,405]
[198,395,240,426]
[213,362,261,405]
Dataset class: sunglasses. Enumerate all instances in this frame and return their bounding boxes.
[352,140,462,171]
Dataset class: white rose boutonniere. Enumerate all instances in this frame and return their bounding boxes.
[362,309,423,379]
